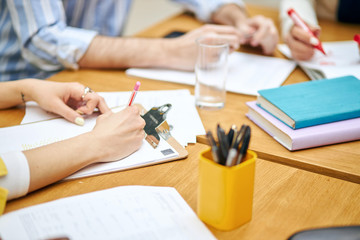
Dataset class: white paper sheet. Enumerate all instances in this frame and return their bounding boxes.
[0,111,179,180]
[0,186,216,240]
[278,41,360,79]
[21,90,205,146]
[126,52,296,96]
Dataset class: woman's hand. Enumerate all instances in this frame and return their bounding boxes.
[24,79,111,125]
[90,106,146,162]
[285,25,321,60]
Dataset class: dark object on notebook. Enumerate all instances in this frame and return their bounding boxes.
[164,31,185,38]
[288,226,360,240]
[142,104,172,148]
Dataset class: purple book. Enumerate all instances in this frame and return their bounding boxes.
[246,101,360,151]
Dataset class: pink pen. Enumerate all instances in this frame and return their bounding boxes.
[128,81,141,106]
[287,8,326,55]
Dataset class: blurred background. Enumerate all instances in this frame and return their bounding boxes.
[123,0,281,36]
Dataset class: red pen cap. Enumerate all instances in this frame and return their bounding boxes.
[287,8,295,16]
[354,34,360,44]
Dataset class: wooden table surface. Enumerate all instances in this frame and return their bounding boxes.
[134,5,360,184]
[1,6,359,184]
[1,4,360,240]
[5,142,360,240]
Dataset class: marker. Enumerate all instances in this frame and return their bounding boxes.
[287,8,326,55]
[206,131,220,163]
[226,125,246,167]
[236,126,251,165]
[128,81,141,106]
[225,148,238,167]
[354,34,360,44]
[217,124,228,165]
[227,125,237,146]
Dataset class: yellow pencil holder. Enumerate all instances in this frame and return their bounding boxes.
[197,148,256,231]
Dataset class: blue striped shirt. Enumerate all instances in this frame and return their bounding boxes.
[0,0,242,81]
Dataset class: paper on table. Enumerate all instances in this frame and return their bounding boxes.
[278,41,360,79]
[0,110,179,180]
[0,186,216,240]
[21,90,205,147]
[126,52,296,96]
[21,89,191,123]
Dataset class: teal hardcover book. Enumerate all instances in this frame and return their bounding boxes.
[257,75,360,129]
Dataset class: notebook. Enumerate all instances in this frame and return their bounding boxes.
[246,101,360,151]
[257,75,360,129]
[278,41,360,80]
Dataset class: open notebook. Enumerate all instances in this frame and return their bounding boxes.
[278,41,360,80]
[21,90,205,147]
[0,105,187,180]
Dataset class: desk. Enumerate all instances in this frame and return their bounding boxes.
[5,143,360,239]
[134,6,360,184]
[1,6,359,183]
[1,4,360,240]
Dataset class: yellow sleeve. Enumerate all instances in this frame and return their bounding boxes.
[0,157,9,215]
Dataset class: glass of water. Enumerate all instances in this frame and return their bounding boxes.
[195,36,229,109]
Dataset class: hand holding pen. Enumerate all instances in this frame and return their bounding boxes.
[286,8,325,61]
[206,124,251,167]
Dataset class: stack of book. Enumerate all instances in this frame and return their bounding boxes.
[246,75,360,151]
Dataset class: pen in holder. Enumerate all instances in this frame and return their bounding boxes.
[197,147,256,231]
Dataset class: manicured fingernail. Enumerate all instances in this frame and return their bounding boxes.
[75,117,84,126]
[76,109,84,115]
[310,37,319,46]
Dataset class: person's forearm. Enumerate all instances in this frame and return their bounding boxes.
[78,36,180,69]
[211,3,248,28]
[24,132,104,192]
[0,79,38,109]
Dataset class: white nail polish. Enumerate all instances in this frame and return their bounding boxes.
[75,117,84,126]
[310,37,319,46]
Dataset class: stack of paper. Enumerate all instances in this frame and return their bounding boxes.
[126,52,296,96]
[278,41,360,80]
[0,186,216,240]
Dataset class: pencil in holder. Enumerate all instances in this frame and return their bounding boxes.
[197,148,256,231]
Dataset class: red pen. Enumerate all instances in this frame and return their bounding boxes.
[287,8,326,55]
[354,34,360,44]
[128,81,141,106]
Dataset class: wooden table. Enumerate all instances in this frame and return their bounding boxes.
[132,5,360,184]
[5,142,360,239]
[1,4,360,240]
[1,6,359,184]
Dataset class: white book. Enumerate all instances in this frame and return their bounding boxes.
[0,186,216,240]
